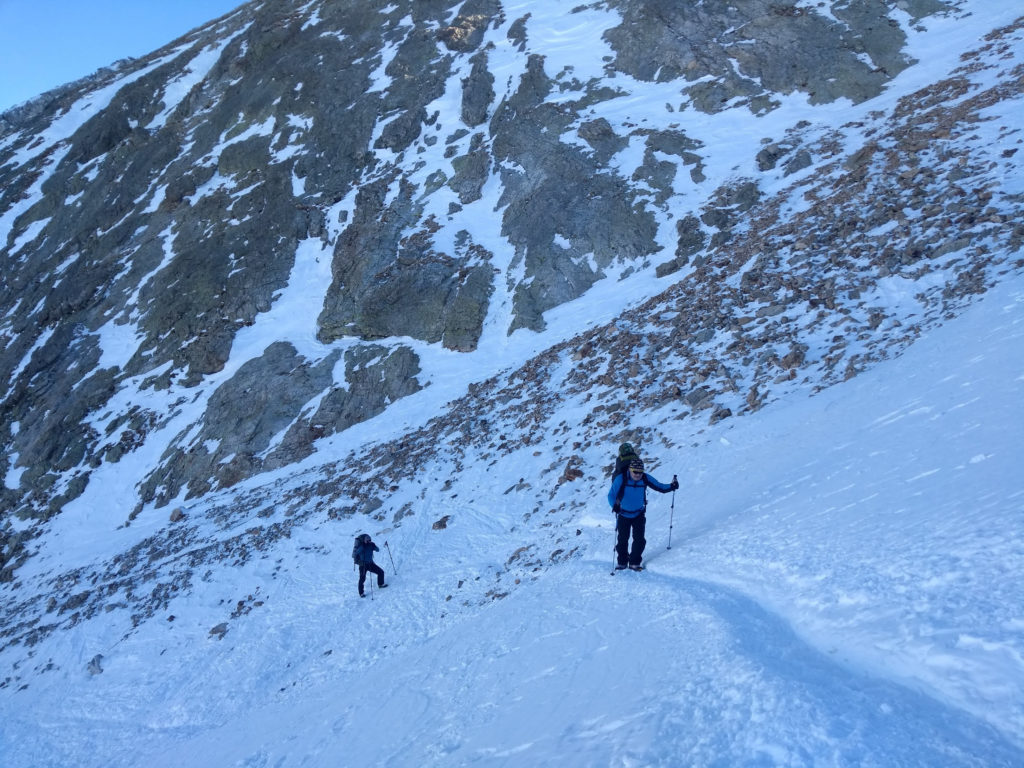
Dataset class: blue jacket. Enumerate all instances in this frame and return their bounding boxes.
[353,538,379,566]
[608,471,673,518]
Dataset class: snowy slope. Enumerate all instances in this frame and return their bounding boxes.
[2,2,1024,766]
[3,256,1021,768]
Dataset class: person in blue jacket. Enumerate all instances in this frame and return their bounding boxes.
[608,458,678,571]
[352,533,388,597]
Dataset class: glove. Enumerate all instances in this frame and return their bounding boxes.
[612,503,621,514]
[670,479,679,491]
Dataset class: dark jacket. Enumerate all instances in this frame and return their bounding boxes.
[353,536,379,566]
[608,471,674,518]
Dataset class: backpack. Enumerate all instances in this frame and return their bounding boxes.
[612,442,639,477]
[352,533,371,563]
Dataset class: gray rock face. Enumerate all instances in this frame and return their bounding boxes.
[137,342,422,509]
[657,215,707,277]
[461,52,496,127]
[578,119,629,165]
[491,54,660,332]
[0,0,968,579]
[266,343,423,469]
[317,175,495,350]
[138,342,340,506]
[603,0,939,112]
[449,132,491,203]
[440,0,501,53]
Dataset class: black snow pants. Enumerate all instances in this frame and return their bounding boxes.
[358,562,386,595]
[615,513,646,567]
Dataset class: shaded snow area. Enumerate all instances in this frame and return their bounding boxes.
[2,277,1021,767]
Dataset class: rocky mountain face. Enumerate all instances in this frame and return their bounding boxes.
[1,0,1022,652]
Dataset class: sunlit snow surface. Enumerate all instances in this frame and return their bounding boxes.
[2,2,1024,766]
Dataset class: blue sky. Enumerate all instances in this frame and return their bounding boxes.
[0,0,243,113]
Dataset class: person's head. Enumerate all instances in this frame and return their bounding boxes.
[629,458,644,478]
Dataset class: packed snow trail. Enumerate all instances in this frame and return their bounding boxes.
[128,564,1020,768]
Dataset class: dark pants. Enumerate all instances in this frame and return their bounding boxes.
[358,563,385,595]
[616,513,646,566]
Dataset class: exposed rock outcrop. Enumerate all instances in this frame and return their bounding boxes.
[1,0,1014,597]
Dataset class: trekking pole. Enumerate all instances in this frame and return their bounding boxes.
[384,540,398,575]
[369,577,375,601]
[667,476,677,550]
[610,514,619,575]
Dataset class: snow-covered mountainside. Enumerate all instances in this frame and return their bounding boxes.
[1,1,1023,765]
[3,238,1023,768]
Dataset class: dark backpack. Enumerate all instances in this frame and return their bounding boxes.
[352,533,371,563]
[612,442,639,478]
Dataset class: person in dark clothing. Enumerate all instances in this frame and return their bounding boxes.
[352,533,387,597]
[607,458,678,570]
